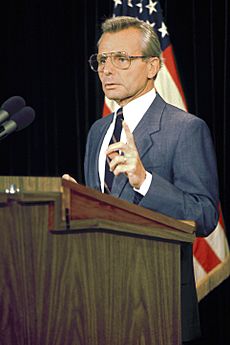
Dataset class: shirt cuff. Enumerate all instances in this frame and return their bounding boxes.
[133,171,152,196]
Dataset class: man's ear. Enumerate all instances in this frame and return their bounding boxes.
[147,57,160,79]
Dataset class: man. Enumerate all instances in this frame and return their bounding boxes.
[67,16,219,343]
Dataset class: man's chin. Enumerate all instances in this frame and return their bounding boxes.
[104,92,121,102]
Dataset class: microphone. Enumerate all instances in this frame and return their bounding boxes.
[0,106,35,140]
[0,96,26,125]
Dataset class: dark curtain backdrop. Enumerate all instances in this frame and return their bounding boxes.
[1,1,229,344]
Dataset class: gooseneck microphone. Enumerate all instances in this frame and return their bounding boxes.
[0,106,35,140]
[0,96,26,125]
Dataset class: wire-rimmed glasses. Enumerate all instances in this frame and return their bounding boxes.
[88,51,152,72]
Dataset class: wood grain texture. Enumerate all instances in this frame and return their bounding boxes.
[0,175,61,193]
[0,200,181,344]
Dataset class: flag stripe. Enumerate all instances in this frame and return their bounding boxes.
[162,46,187,108]
[193,256,207,282]
[205,222,229,261]
[218,206,224,228]
[193,238,221,273]
[155,61,186,111]
[103,101,112,117]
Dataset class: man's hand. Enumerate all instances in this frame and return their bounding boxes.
[105,121,146,189]
[62,174,78,184]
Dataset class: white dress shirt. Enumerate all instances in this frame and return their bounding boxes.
[99,88,156,193]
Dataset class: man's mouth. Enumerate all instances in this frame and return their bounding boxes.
[104,82,118,89]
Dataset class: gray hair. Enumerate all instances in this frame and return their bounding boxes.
[98,16,162,66]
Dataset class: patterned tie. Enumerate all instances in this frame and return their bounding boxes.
[104,108,123,193]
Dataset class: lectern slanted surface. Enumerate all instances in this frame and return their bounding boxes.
[0,176,196,242]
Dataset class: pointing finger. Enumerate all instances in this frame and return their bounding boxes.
[122,121,136,147]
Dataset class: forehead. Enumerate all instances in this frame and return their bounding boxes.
[98,28,143,54]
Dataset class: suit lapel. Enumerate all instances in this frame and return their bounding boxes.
[112,94,166,198]
[94,114,114,190]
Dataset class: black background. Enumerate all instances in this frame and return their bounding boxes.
[0,1,229,344]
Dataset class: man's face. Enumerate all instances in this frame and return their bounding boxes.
[98,28,159,106]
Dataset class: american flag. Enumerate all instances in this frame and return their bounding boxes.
[102,0,230,300]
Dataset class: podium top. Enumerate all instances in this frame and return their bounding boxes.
[0,176,196,243]
[0,175,62,193]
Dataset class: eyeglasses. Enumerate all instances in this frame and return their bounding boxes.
[88,51,151,72]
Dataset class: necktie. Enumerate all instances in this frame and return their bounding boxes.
[104,108,123,193]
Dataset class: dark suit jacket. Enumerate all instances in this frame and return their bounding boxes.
[84,93,219,341]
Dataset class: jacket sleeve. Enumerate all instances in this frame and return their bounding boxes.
[139,117,219,237]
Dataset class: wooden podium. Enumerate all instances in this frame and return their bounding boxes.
[0,176,195,345]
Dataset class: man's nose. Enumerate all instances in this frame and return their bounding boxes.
[103,56,115,74]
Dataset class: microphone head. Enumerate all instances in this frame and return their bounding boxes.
[1,96,26,116]
[11,106,35,131]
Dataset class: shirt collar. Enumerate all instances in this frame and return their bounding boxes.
[122,88,156,133]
